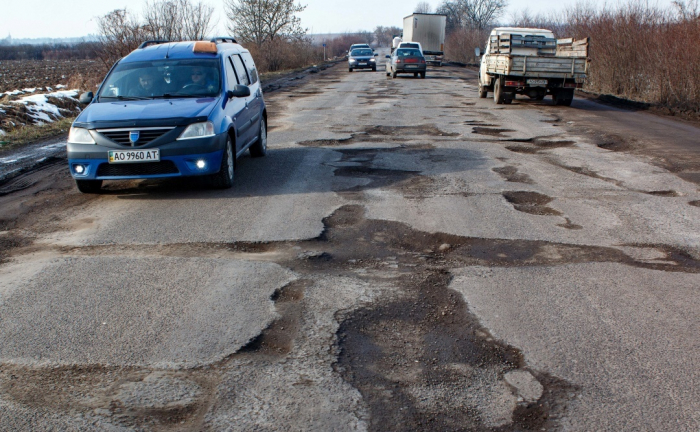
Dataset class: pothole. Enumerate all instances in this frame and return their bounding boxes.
[645,190,680,197]
[362,125,459,137]
[502,138,575,154]
[472,127,514,136]
[502,191,562,216]
[336,269,577,431]
[690,200,700,207]
[492,166,534,184]
[557,218,583,230]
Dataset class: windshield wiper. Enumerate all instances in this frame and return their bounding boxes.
[100,95,150,101]
[149,93,202,99]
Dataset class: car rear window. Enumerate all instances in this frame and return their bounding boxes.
[397,49,422,57]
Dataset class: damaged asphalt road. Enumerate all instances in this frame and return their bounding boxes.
[0,60,699,431]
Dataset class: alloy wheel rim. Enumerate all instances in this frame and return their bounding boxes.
[227,142,234,179]
[261,120,267,151]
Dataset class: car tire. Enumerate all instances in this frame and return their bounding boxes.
[414,72,418,77]
[249,117,267,158]
[420,72,426,79]
[494,76,505,105]
[349,68,353,72]
[210,136,234,189]
[478,80,488,98]
[75,180,102,194]
[372,66,377,72]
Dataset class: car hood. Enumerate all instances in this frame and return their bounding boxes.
[351,56,374,60]
[76,97,219,127]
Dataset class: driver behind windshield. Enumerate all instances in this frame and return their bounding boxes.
[183,66,218,93]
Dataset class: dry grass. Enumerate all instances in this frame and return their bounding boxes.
[0,117,73,153]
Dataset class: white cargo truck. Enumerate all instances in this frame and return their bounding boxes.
[477,27,590,106]
[403,13,446,66]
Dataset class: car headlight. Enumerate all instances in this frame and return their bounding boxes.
[369,58,376,62]
[177,121,215,140]
[68,127,95,144]
[349,58,357,63]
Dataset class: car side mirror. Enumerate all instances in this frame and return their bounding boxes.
[474,47,481,57]
[374,53,378,57]
[385,55,391,59]
[227,85,250,99]
[79,91,94,104]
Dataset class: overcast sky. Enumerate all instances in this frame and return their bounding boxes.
[1,0,674,39]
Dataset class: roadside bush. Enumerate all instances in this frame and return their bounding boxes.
[567,1,700,113]
[445,28,489,64]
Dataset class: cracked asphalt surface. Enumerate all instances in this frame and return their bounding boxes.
[0,52,699,431]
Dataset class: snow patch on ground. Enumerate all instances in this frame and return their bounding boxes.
[0,89,79,134]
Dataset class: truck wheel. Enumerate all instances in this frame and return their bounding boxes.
[75,180,102,194]
[493,76,505,105]
[554,89,574,106]
[478,80,488,98]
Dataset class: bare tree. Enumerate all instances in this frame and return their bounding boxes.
[224,0,307,45]
[143,0,215,41]
[96,9,145,67]
[437,0,507,31]
[415,1,432,13]
[374,25,402,47]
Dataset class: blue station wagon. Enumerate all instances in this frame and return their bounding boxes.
[68,38,267,193]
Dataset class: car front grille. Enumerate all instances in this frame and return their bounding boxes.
[97,128,174,147]
[96,161,179,177]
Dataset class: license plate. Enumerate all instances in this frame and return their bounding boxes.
[108,149,160,163]
[527,79,548,86]
[406,65,418,68]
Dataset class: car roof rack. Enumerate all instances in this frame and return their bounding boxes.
[139,40,170,49]
[210,37,238,44]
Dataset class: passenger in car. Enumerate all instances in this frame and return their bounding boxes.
[129,70,160,97]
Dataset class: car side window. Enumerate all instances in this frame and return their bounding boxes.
[240,52,259,84]
[230,55,250,86]
[225,57,238,89]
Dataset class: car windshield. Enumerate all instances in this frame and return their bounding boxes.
[397,49,422,57]
[402,44,419,49]
[351,49,373,57]
[98,59,221,100]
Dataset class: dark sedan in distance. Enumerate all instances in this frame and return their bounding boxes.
[348,48,378,72]
[386,48,426,79]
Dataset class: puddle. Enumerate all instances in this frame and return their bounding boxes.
[689,200,700,207]
[502,191,562,216]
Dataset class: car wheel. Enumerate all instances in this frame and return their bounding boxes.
[75,179,102,194]
[414,72,418,77]
[349,68,353,72]
[249,117,267,158]
[210,136,234,189]
[372,66,377,71]
[420,72,426,79]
